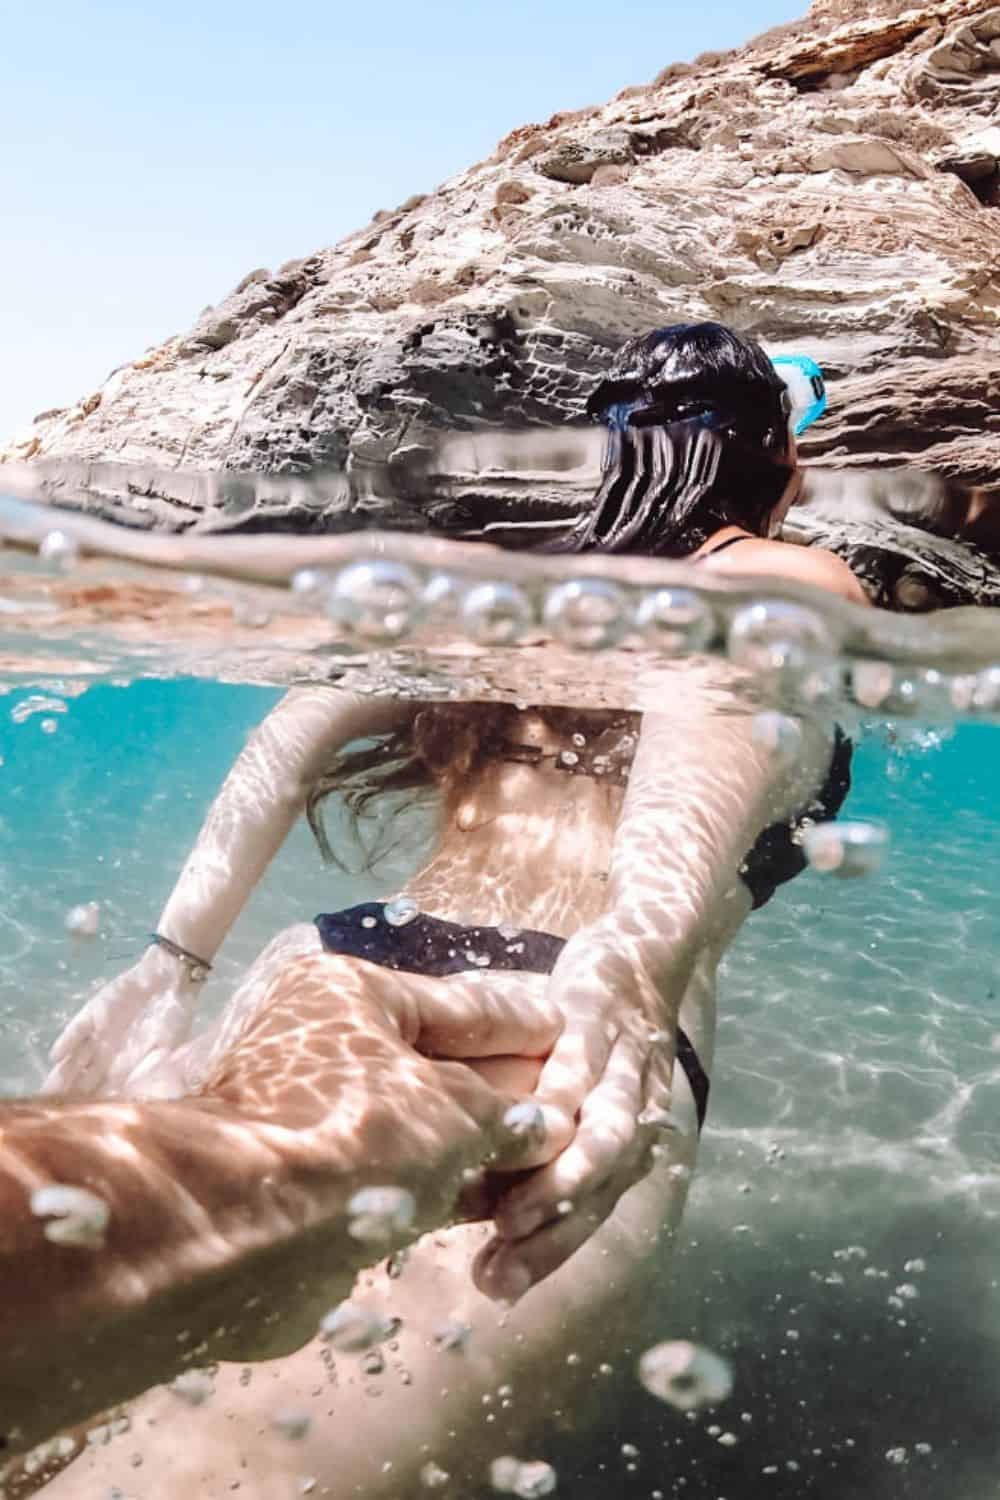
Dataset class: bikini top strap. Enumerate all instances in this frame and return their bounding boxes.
[696,533,755,561]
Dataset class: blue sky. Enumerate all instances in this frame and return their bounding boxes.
[1,0,804,439]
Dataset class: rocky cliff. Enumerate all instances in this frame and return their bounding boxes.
[3,0,998,539]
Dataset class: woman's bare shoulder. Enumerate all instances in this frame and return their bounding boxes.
[700,538,871,607]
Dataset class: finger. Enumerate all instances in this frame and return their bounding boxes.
[464,1055,544,1093]
[42,1049,101,1097]
[413,980,563,1062]
[493,1031,650,1240]
[529,1013,617,1123]
[48,1011,93,1064]
[472,1173,629,1301]
[461,1057,575,1167]
[428,1060,574,1172]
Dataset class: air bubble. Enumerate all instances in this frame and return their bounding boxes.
[318,1302,392,1352]
[271,1410,311,1441]
[327,561,424,642]
[971,666,1000,712]
[558,749,579,767]
[422,572,463,617]
[433,1319,472,1353]
[387,1248,408,1278]
[362,1349,385,1376]
[633,588,714,653]
[39,530,80,572]
[40,718,59,734]
[347,1185,416,1243]
[801,820,889,878]
[543,579,629,651]
[291,568,329,599]
[490,1457,557,1497]
[384,897,419,928]
[751,712,802,762]
[460,581,534,645]
[11,695,68,725]
[168,1369,215,1407]
[637,1341,733,1411]
[903,1258,926,1274]
[851,661,894,709]
[885,1447,908,1465]
[30,1183,109,1248]
[65,901,100,939]
[728,600,838,697]
[420,1462,451,1489]
[503,1101,546,1141]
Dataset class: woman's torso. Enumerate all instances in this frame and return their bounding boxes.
[400,709,637,939]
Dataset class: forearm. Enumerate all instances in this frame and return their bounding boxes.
[158,685,409,960]
[604,668,831,993]
[0,1097,362,1454]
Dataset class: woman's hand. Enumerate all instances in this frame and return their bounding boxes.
[43,944,203,1097]
[471,920,687,1300]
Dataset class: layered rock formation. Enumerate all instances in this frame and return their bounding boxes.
[3,0,999,542]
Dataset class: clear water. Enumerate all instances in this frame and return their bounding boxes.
[2,502,1000,1498]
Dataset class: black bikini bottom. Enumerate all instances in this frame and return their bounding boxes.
[315,903,709,1132]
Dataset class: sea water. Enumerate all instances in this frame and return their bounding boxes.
[1,514,1000,1499]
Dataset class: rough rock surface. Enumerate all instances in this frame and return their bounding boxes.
[3,0,999,538]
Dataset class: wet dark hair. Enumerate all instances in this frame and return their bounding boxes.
[306,702,635,869]
[561,322,794,558]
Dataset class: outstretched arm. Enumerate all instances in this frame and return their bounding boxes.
[480,663,834,1296]
[45,685,412,1095]
[3,957,561,1458]
[154,684,410,965]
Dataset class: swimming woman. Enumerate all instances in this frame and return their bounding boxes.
[24,322,869,1496]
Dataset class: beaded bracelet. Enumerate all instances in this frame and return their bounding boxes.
[148,933,213,985]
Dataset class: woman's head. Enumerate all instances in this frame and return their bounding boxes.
[563,322,799,558]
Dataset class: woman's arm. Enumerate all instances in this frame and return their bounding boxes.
[45,686,413,1095]
[155,684,411,964]
[480,665,835,1297]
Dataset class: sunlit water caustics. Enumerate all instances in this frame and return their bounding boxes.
[1,492,1000,1500]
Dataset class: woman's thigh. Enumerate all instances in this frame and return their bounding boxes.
[39,1150,696,1500]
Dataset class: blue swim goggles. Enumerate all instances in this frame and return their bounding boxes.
[597,353,827,438]
[770,354,827,437]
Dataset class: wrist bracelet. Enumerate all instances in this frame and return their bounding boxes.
[148,933,213,985]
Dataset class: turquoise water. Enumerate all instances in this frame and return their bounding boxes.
[2,679,999,1496]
